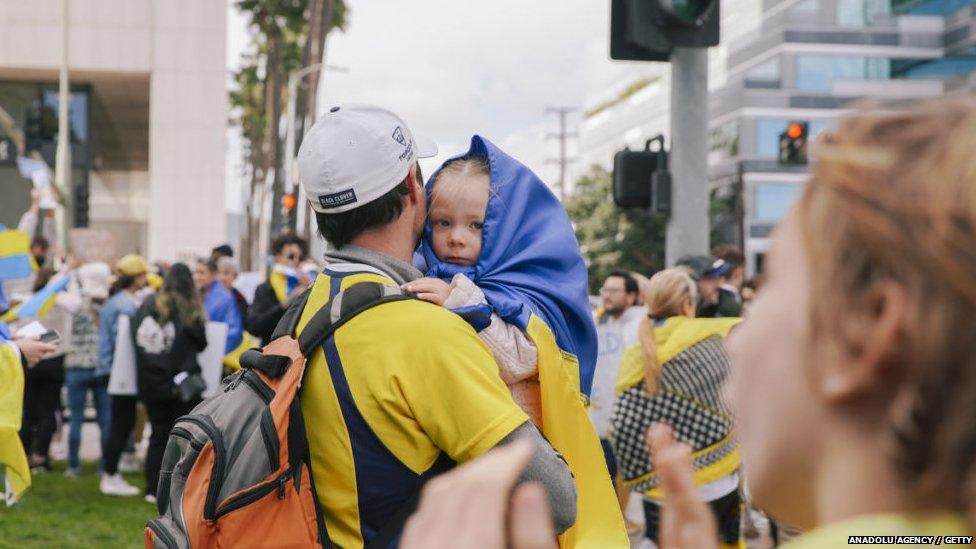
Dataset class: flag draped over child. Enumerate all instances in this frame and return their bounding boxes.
[420,136,627,547]
[420,135,598,396]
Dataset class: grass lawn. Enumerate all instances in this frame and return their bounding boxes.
[0,461,155,548]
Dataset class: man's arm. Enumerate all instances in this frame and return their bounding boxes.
[495,422,578,534]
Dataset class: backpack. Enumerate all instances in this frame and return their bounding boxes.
[145,281,416,548]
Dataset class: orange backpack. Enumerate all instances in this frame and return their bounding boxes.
[146,282,410,548]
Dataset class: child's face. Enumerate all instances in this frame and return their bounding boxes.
[430,173,490,266]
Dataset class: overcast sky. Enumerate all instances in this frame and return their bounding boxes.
[226,0,643,210]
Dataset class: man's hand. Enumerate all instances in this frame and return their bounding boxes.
[647,423,719,549]
[402,277,452,306]
[13,337,57,367]
[401,440,558,549]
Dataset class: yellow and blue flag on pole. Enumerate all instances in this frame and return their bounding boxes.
[0,227,37,282]
[0,323,30,504]
[0,274,72,323]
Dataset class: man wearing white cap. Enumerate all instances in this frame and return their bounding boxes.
[291,105,576,546]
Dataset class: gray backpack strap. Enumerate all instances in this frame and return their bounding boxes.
[239,283,407,378]
[296,282,407,356]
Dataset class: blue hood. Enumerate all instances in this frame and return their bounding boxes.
[419,136,597,396]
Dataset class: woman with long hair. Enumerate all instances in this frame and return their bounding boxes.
[133,262,207,503]
[610,268,742,548]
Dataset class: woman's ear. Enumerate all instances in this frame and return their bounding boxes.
[818,280,910,401]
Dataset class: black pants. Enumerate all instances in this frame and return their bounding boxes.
[104,395,138,475]
[145,398,199,497]
[20,355,65,463]
[643,488,742,546]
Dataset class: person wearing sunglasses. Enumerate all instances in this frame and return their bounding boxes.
[245,233,311,346]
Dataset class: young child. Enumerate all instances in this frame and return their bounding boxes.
[405,137,599,421]
[405,136,628,546]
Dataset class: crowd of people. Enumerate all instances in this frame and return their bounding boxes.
[0,196,321,504]
[2,96,975,549]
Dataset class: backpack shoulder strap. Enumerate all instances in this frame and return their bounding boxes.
[271,286,313,341]
[240,281,410,378]
[296,281,408,357]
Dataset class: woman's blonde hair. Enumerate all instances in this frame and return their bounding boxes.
[646,268,698,320]
[798,97,976,521]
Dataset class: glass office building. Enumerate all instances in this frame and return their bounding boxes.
[709,0,976,273]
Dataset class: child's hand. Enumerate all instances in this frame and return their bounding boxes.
[403,277,452,306]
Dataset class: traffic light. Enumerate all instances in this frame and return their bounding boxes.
[281,193,297,211]
[610,0,720,61]
[74,182,90,228]
[24,103,43,153]
[613,135,671,215]
[778,121,808,165]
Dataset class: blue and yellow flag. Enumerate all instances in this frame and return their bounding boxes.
[0,228,37,282]
[269,265,301,304]
[0,274,71,323]
[0,328,30,504]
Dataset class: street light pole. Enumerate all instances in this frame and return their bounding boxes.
[283,63,348,237]
[55,0,71,239]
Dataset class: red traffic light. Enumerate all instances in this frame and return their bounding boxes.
[281,193,297,210]
[786,122,805,140]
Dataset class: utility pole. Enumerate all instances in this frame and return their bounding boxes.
[545,107,577,202]
[664,48,710,266]
[55,0,72,237]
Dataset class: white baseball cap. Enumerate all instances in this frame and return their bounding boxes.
[297,104,437,214]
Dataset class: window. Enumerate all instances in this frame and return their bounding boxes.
[837,0,891,26]
[42,89,89,145]
[796,56,891,91]
[893,0,974,15]
[746,58,781,81]
[755,184,802,221]
[792,0,819,12]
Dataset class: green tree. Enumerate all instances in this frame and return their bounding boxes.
[565,165,667,293]
[230,0,348,268]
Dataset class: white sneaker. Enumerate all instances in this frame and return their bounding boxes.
[145,494,157,505]
[100,473,140,496]
[119,453,140,473]
[64,467,80,479]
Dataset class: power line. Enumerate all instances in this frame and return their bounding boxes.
[545,107,578,202]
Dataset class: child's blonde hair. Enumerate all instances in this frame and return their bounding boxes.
[429,155,491,211]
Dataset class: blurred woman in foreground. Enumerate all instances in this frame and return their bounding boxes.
[401,97,976,548]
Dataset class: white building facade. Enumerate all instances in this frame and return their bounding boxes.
[0,0,227,262]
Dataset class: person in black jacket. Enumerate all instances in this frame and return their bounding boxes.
[246,233,311,345]
[132,263,207,502]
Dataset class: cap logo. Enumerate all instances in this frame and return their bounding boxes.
[319,189,358,210]
[392,126,407,146]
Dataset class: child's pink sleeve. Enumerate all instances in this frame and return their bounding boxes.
[444,273,538,384]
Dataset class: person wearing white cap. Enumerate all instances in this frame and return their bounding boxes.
[288,104,576,546]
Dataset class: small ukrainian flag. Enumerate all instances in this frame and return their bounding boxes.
[0,274,72,323]
[0,228,37,282]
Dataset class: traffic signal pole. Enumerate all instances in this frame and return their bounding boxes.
[665,47,710,266]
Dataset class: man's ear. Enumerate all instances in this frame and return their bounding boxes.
[818,280,910,401]
[405,163,424,206]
